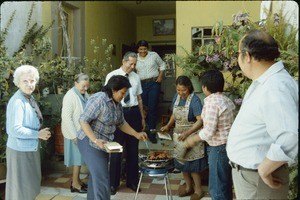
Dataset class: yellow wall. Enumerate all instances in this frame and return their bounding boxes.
[136,14,176,44]
[85,2,136,68]
[41,2,53,47]
[176,1,261,75]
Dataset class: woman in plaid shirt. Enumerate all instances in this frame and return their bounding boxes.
[77,75,147,200]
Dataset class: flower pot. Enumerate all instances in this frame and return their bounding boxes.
[54,124,64,155]
[191,76,202,93]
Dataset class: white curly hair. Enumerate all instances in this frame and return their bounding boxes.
[13,65,40,86]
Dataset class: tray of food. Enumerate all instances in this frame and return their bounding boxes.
[145,150,172,162]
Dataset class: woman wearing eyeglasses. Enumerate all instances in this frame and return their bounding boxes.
[61,73,90,193]
[5,65,51,200]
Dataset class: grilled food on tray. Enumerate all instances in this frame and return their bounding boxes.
[148,151,170,160]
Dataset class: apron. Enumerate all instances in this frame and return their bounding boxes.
[173,93,205,161]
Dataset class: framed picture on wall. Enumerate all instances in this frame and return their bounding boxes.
[153,18,175,36]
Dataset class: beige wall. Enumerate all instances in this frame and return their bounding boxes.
[136,14,176,45]
[85,2,136,68]
[176,1,261,75]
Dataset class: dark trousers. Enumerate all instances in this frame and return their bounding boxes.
[109,106,142,188]
[141,81,161,129]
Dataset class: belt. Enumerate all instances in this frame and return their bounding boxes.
[122,105,138,111]
[141,77,157,84]
[229,161,258,172]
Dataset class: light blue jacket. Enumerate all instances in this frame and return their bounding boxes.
[6,90,40,151]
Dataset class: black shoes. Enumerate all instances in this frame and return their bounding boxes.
[70,181,88,193]
[126,184,141,192]
[147,130,157,144]
[70,185,87,193]
[111,186,117,195]
[149,134,157,143]
[81,182,88,189]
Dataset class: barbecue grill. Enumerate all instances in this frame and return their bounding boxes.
[134,151,174,200]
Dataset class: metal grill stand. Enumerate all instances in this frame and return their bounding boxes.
[134,166,173,200]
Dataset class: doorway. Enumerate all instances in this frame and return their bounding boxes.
[151,44,176,102]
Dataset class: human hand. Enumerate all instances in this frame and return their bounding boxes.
[160,125,170,133]
[136,131,148,141]
[184,134,200,147]
[259,173,283,189]
[95,139,108,149]
[258,167,282,189]
[258,159,286,189]
[38,127,51,141]
[177,132,189,141]
[156,76,163,83]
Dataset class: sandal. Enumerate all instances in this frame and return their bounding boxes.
[178,184,194,197]
[190,192,205,200]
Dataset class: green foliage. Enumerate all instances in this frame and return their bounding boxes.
[165,47,207,78]
[178,8,298,98]
[0,3,114,164]
[83,38,114,93]
[288,158,298,199]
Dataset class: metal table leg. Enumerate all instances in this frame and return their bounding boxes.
[134,171,143,200]
[165,173,173,200]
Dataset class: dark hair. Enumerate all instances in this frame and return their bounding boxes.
[240,29,280,61]
[201,69,224,93]
[176,75,194,93]
[136,40,149,49]
[101,75,131,98]
[123,51,138,61]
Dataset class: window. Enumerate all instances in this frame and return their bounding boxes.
[191,27,214,53]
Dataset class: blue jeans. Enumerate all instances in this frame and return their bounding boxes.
[207,144,233,200]
[141,80,161,129]
[78,137,110,200]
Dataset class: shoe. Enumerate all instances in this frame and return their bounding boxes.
[190,192,205,200]
[172,168,181,173]
[70,185,87,193]
[111,186,117,195]
[81,182,88,189]
[126,184,141,192]
[149,134,157,144]
[178,184,194,197]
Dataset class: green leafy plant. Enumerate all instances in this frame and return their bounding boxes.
[0,3,114,166]
[82,38,114,93]
[197,9,298,98]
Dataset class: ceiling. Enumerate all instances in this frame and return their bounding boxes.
[115,1,176,16]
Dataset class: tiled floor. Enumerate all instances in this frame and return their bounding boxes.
[37,169,212,200]
[36,137,214,200]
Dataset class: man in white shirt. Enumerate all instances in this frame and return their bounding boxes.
[226,30,298,199]
[135,40,166,143]
[105,52,145,195]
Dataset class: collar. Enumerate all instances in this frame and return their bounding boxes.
[254,61,284,85]
[119,67,130,77]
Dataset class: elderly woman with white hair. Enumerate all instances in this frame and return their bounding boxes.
[5,65,51,200]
